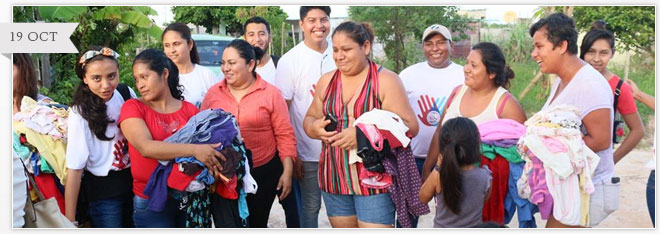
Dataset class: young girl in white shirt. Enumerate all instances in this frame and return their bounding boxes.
[64,47,136,227]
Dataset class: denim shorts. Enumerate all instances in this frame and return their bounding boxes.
[321,191,395,225]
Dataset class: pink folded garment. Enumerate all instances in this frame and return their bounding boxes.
[479,119,526,141]
[356,123,384,151]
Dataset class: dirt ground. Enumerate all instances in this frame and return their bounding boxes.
[267,149,655,228]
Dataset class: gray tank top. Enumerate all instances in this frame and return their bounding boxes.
[434,166,492,228]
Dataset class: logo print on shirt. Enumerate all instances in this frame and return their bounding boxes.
[309,84,317,97]
[112,138,130,169]
[417,95,446,126]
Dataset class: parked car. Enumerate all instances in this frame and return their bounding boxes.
[192,34,234,76]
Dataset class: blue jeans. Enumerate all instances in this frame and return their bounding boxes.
[395,157,424,228]
[322,192,396,225]
[133,196,186,228]
[88,196,134,228]
[300,161,322,228]
[648,170,655,227]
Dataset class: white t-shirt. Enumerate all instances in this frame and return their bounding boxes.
[274,41,336,162]
[256,56,277,85]
[400,61,464,158]
[179,64,221,108]
[66,88,136,176]
[12,151,26,228]
[542,65,614,183]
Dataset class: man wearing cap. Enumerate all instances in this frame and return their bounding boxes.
[398,24,464,227]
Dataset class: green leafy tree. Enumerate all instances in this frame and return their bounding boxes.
[573,6,654,54]
[171,6,241,35]
[13,6,162,104]
[349,6,471,73]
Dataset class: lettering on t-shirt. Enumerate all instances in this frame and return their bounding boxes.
[416,94,446,126]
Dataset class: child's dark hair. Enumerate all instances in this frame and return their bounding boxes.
[438,117,482,214]
[225,39,265,78]
[162,23,200,64]
[579,20,615,60]
[471,42,515,89]
[72,46,120,141]
[300,6,331,20]
[133,49,184,100]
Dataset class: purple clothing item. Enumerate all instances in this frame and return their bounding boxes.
[165,109,241,185]
[482,139,519,148]
[143,163,173,212]
[382,147,430,228]
[528,155,553,219]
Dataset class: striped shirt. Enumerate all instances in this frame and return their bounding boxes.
[319,60,388,195]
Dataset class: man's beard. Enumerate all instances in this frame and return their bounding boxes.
[260,44,270,54]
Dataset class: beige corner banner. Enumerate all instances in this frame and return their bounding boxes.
[0,23,79,55]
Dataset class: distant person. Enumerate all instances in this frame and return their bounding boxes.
[274,6,336,228]
[400,24,464,177]
[530,13,614,228]
[399,23,464,228]
[579,20,644,164]
[420,117,492,228]
[243,16,278,84]
[162,23,221,108]
[243,16,303,227]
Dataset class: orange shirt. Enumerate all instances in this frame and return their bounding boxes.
[201,74,296,168]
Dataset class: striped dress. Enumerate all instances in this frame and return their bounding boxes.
[319,60,388,196]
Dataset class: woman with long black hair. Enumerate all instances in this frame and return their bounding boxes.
[64,47,136,227]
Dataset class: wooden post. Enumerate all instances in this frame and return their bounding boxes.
[519,70,544,99]
[624,53,630,80]
[40,54,51,88]
[281,22,285,55]
[291,23,297,45]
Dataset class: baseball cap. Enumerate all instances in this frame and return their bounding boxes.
[422,24,452,43]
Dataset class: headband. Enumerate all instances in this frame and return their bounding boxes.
[78,47,120,68]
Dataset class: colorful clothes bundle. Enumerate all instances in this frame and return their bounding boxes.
[517,104,600,226]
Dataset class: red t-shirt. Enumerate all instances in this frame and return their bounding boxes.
[608,75,638,115]
[118,99,199,198]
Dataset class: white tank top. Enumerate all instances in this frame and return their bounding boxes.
[442,85,508,125]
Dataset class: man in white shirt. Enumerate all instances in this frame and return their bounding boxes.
[400,24,464,228]
[243,16,302,228]
[274,6,336,228]
[244,16,278,84]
